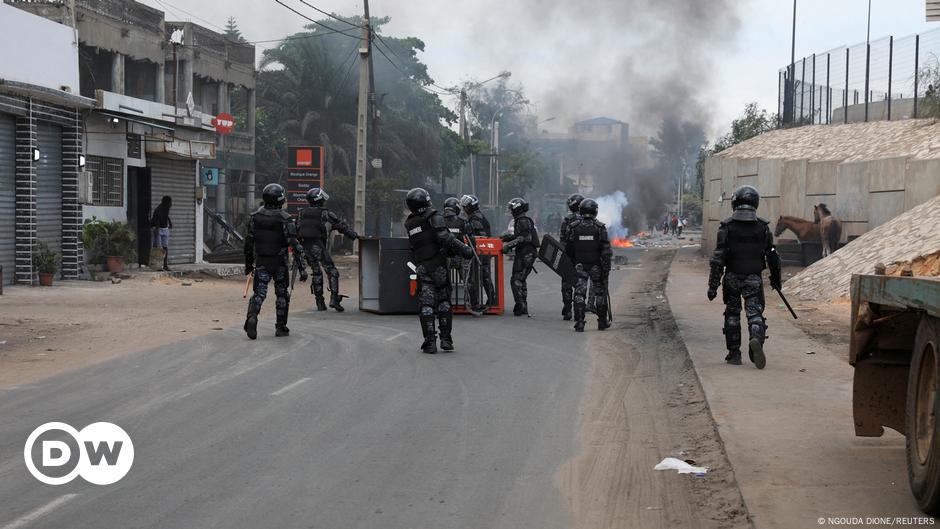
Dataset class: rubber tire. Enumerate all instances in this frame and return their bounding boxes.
[906,315,940,515]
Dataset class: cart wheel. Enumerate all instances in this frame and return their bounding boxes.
[906,315,940,514]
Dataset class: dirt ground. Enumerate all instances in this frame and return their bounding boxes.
[780,264,852,363]
[0,256,358,389]
[556,249,750,529]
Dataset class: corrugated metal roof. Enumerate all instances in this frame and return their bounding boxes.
[929,0,940,21]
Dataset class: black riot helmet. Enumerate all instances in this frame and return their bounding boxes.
[731,185,760,211]
[443,197,461,214]
[306,187,329,206]
[406,187,432,214]
[579,198,599,219]
[460,194,480,213]
[567,193,585,213]
[507,197,529,217]
[261,183,286,208]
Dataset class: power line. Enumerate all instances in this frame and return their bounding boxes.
[250,29,350,45]
[272,0,361,40]
[373,33,454,94]
[295,0,363,29]
[372,38,450,96]
[153,0,227,33]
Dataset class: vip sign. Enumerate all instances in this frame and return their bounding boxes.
[24,422,134,485]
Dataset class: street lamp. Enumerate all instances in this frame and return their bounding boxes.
[489,96,529,206]
[456,70,512,196]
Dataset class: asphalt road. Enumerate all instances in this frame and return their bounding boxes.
[0,250,745,529]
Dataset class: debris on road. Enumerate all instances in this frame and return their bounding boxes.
[654,457,708,476]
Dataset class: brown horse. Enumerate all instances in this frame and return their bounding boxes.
[774,215,821,242]
[814,203,843,257]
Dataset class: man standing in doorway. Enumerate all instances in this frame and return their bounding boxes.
[150,195,173,271]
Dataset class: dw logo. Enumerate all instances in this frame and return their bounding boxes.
[24,422,134,485]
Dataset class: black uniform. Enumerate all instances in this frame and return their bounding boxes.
[406,207,472,353]
[297,205,357,310]
[502,214,539,316]
[466,210,495,310]
[244,207,307,337]
[708,207,781,366]
[443,208,474,269]
[566,216,612,331]
[559,211,580,317]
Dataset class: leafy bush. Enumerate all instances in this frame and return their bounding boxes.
[82,217,137,264]
[32,242,60,274]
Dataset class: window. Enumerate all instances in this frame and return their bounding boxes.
[87,155,124,207]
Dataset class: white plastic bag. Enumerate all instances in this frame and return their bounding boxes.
[654,457,708,476]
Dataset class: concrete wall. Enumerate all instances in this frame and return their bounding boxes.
[0,3,80,93]
[702,152,940,255]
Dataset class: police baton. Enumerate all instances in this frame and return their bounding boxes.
[463,236,481,265]
[774,287,798,319]
[243,271,253,298]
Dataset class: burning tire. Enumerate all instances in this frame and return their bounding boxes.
[906,315,940,515]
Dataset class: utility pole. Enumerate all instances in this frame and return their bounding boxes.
[353,0,371,249]
[457,89,468,195]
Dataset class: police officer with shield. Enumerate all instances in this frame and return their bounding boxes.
[707,185,782,369]
[559,193,584,320]
[442,197,475,307]
[404,188,474,354]
[501,197,539,316]
[297,187,358,312]
[243,183,308,339]
[565,199,612,332]
[461,194,496,312]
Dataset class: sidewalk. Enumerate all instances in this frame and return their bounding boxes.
[666,247,922,528]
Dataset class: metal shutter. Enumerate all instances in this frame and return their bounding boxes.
[149,158,196,264]
[36,124,63,258]
[0,114,14,285]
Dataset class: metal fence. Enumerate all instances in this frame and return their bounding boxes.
[778,26,940,125]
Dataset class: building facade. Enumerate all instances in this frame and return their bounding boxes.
[0,2,95,285]
[7,0,256,270]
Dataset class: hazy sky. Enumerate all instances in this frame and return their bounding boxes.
[140,0,939,139]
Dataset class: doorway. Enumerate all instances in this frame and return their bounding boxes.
[127,166,152,266]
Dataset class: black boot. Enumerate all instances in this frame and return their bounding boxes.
[725,349,742,365]
[275,326,290,337]
[562,303,572,321]
[244,301,259,340]
[315,296,327,311]
[514,301,528,317]
[597,308,610,330]
[439,313,454,351]
[419,315,437,354]
[329,293,345,312]
[573,306,585,332]
[748,338,766,369]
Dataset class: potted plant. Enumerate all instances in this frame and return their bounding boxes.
[32,242,60,286]
[83,218,136,273]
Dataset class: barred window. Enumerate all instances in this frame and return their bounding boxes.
[87,155,124,207]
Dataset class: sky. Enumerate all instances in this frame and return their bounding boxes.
[139,0,940,140]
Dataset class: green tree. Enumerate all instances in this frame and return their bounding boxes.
[255,16,462,233]
[918,58,940,119]
[713,102,776,152]
[224,17,245,43]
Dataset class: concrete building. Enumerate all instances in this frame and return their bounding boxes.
[536,117,630,196]
[0,2,95,285]
[8,0,256,267]
[702,119,940,256]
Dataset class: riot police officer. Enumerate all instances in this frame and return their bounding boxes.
[565,199,612,332]
[297,187,358,312]
[707,185,782,369]
[244,183,308,339]
[404,188,474,354]
[559,193,584,320]
[442,197,476,308]
[501,197,539,316]
[460,194,495,312]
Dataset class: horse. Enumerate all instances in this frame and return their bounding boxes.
[773,215,820,243]
[814,203,843,257]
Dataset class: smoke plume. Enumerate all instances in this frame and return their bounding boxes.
[595,191,629,239]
